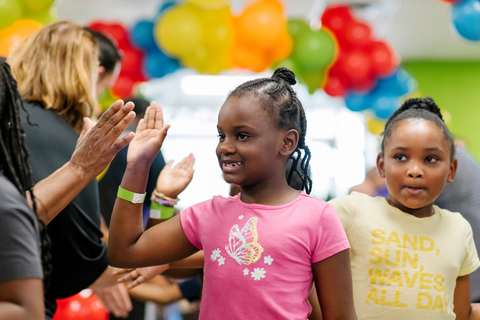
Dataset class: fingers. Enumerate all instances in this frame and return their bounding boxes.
[96,100,124,128]
[147,104,156,129]
[78,117,94,142]
[112,132,135,152]
[154,103,164,130]
[98,101,135,136]
[154,124,170,148]
[127,276,146,290]
[136,118,146,133]
[95,284,132,318]
[113,268,134,276]
[117,269,139,284]
[176,153,195,170]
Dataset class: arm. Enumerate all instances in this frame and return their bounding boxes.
[116,251,204,289]
[453,275,479,320]
[128,280,183,305]
[28,100,136,225]
[108,103,198,268]
[0,278,44,320]
[312,249,357,320]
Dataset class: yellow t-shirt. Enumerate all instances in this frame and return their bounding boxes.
[329,192,480,320]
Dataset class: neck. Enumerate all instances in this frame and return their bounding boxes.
[239,176,300,206]
[386,197,435,218]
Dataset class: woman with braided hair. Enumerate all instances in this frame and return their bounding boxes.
[328,97,480,319]
[107,67,357,319]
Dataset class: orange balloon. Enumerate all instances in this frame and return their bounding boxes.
[234,0,286,49]
[0,19,42,57]
[268,30,292,63]
[231,43,269,73]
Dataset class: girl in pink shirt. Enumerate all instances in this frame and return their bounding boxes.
[108,67,357,320]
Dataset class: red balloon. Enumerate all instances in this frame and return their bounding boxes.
[88,21,108,33]
[337,50,371,84]
[53,292,108,320]
[368,41,397,76]
[112,74,135,98]
[323,74,348,97]
[101,23,129,49]
[321,6,354,41]
[120,46,146,81]
[350,74,376,92]
[344,22,372,48]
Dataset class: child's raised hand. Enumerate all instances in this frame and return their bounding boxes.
[127,101,170,167]
[155,153,195,199]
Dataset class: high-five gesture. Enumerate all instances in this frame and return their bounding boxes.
[156,154,195,199]
[127,101,170,167]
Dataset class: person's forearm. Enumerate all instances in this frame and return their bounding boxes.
[128,282,183,305]
[170,251,204,269]
[469,303,480,320]
[27,161,93,225]
[0,302,44,320]
[108,163,150,268]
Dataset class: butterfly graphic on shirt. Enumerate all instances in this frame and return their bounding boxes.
[225,217,264,265]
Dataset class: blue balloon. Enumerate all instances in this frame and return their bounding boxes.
[372,96,400,119]
[144,49,180,78]
[344,91,372,112]
[452,0,480,41]
[159,1,176,14]
[375,69,416,97]
[131,20,157,50]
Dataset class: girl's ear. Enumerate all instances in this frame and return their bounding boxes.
[280,129,299,157]
[376,153,386,178]
[447,158,458,183]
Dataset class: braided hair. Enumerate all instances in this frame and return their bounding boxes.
[0,59,52,292]
[229,67,313,194]
[381,97,455,161]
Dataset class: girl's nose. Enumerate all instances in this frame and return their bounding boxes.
[407,163,423,178]
[218,139,235,155]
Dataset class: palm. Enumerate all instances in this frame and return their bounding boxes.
[127,102,169,165]
[156,154,195,199]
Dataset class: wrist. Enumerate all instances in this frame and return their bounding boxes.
[153,189,180,200]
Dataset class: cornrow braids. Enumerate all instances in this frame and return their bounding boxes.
[229,67,313,194]
[0,60,52,292]
[381,97,455,161]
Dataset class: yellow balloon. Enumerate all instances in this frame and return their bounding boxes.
[155,4,204,57]
[0,19,42,57]
[197,6,233,51]
[186,0,230,9]
[367,117,386,136]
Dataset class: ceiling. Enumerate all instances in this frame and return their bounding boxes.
[57,0,480,60]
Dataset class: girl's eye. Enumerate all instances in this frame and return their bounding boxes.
[218,133,225,141]
[238,133,248,140]
[426,156,438,163]
[394,154,407,161]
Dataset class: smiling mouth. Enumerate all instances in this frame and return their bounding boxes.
[223,162,242,170]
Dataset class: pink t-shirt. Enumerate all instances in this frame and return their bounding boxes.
[180,191,350,319]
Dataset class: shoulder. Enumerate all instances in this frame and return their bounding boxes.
[181,195,234,215]
[436,206,473,230]
[0,174,31,214]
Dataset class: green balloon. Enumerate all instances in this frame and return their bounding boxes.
[23,7,57,25]
[293,29,337,72]
[299,70,326,94]
[271,57,301,76]
[0,0,23,30]
[21,0,54,12]
[287,19,310,40]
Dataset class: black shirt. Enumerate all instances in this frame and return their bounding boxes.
[20,101,108,317]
